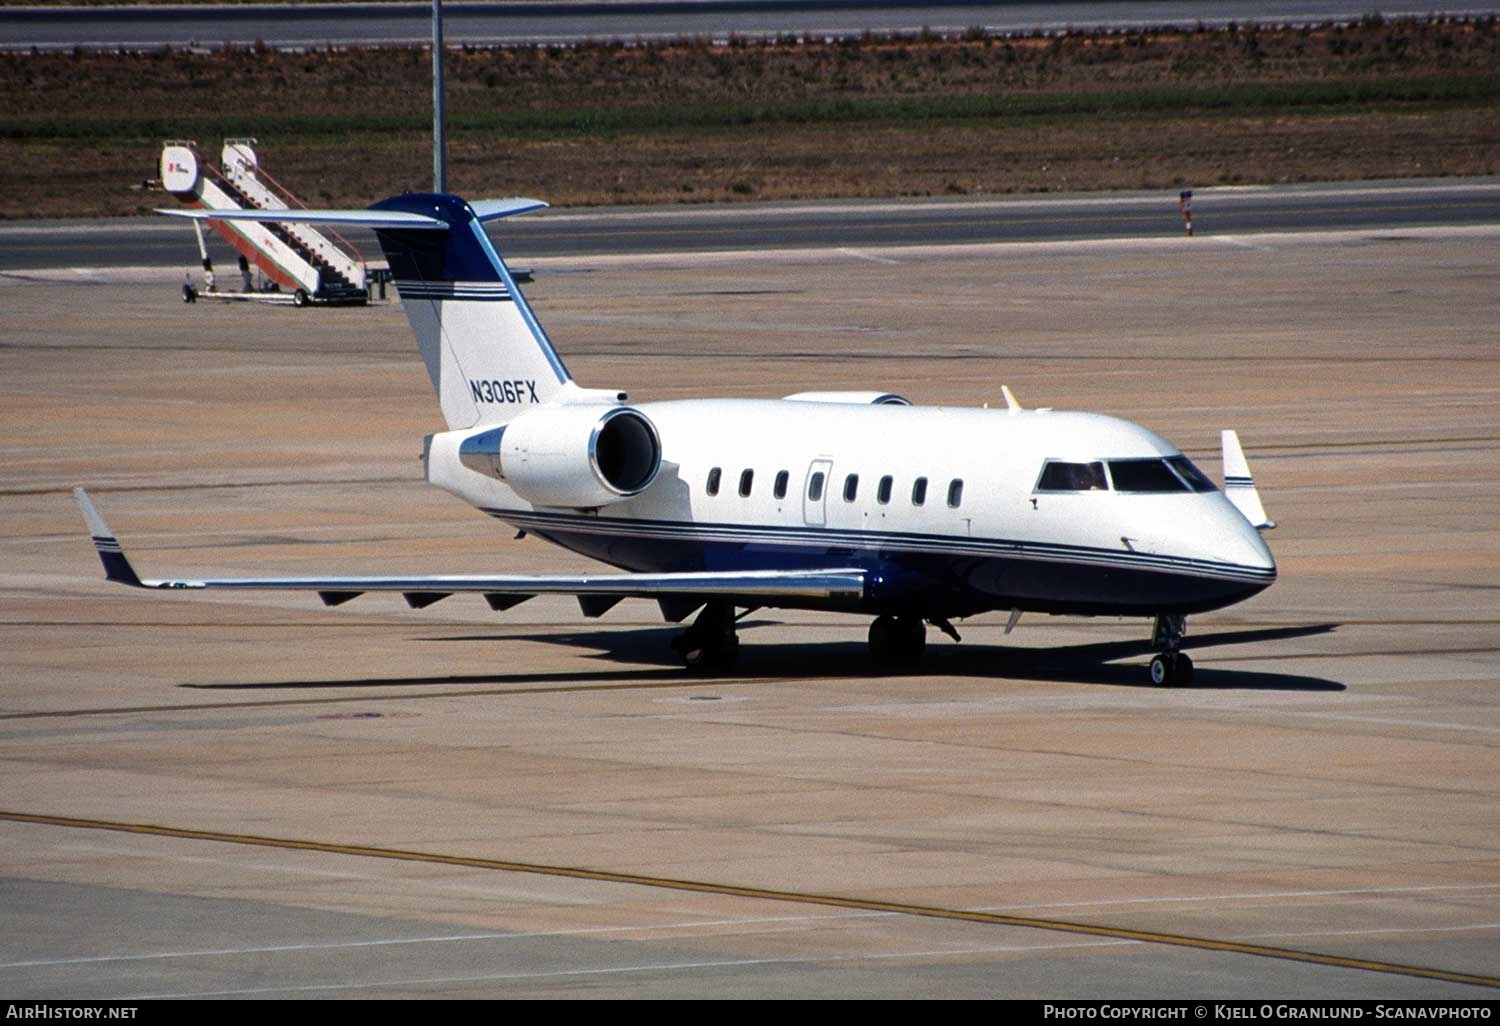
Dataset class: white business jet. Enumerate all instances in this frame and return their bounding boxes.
[78,192,1276,685]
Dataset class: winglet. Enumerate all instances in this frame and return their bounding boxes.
[1001,385,1023,414]
[75,488,144,587]
[1220,431,1276,531]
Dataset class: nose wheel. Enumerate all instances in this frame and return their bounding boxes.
[1149,615,1194,686]
[1150,650,1194,686]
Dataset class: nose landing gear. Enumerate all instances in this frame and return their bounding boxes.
[1149,614,1194,686]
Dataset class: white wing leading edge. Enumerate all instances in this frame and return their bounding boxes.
[75,489,866,619]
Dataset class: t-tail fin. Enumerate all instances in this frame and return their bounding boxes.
[368,194,570,429]
[158,193,569,429]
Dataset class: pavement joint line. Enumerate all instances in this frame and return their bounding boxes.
[0,676,782,721]
[3,810,1498,991]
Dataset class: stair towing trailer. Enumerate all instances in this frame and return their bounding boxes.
[161,140,381,308]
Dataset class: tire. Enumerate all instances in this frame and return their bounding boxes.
[711,637,740,672]
[182,284,196,303]
[292,288,309,308]
[682,636,738,674]
[895,617,926,664]
[868,616,895,663]
[870,615,926,668]
[1151,652,1193,686]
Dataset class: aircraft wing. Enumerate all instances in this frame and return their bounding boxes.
[75,489,865,617]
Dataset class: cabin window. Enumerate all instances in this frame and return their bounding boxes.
[808,471,825,502]
[1108,459,1188,493]
[1166,455,1217,493]
[877,475,893,504]
[843,474,860,502]
[947,479,964,508]
[1036,460,1108,492]
[773,470,790,499]
[706,467,721,496]
[739,469,754,497]
[911,476,928,506]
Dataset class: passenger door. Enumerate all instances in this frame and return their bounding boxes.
[803,459,832,526]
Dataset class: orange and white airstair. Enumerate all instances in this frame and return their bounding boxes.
[160,140,375,306]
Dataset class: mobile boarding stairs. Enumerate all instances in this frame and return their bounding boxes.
[160,140,382,307]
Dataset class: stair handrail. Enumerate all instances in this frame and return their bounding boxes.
[229,158,366,266]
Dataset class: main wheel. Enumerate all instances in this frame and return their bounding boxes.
[868,616,896,663]
[893,616,927,664]
[181,284,197,303]
[681,635,739,674]
[869,615,926,668]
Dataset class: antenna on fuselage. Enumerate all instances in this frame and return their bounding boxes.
[432,0,447,193]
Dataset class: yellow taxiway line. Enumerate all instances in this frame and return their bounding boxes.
[3,810,1497,990]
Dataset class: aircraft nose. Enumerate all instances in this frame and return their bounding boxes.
[1218,497,1277,578]
[1239,518,1277,575]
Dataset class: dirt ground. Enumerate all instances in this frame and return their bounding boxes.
[3,17,1498,216]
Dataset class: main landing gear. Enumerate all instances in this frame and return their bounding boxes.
[868,615,926,666]
[867,615,957,668]
[672,601,740,673]
[1149,614,1194,686]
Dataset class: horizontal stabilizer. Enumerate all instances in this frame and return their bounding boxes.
[75,490,866,606]
[1221,430,1275,531]
[157,197,547,232]
[157,207,451,230]
[470,198,550,223]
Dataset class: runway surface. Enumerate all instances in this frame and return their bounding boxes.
[7,1,1498,52]
[4,178,1499,272]
[2,199,1498,997]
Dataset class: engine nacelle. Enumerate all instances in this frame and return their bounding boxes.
[458,405,661,508]
[782,390,911,406]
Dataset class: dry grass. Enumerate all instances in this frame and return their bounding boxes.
[2,18,1498,217]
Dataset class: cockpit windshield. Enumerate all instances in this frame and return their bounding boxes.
[1108,458,1188,492]
[1036,461,1108,492]
[1165,455,1217,492]
[1034,456,1219,494]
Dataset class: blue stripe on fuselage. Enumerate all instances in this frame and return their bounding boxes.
[486,508,1274,617]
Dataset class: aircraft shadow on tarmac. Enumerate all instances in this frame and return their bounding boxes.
[182,623,1344,693]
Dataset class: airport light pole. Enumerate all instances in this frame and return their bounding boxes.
[433,0,447,194]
